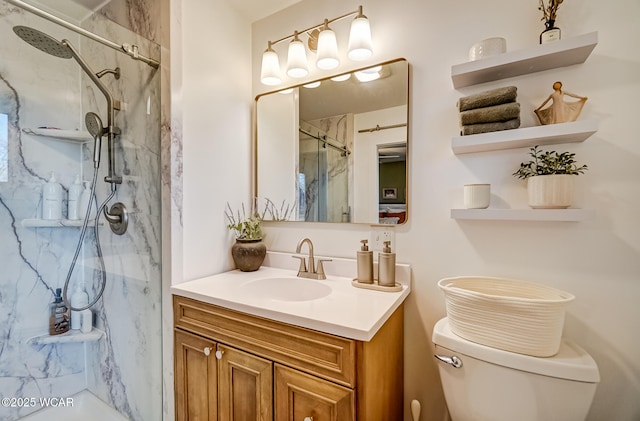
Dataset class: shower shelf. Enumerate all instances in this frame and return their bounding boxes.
[21,219,104,228]
[27,328,105,346]
[22,128,92,143]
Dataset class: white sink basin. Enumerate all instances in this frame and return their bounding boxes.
[240,277,332,302]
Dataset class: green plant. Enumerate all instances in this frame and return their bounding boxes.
[225,202,263,240]
[512,145,588,179]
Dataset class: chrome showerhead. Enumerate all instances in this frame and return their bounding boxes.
[13,26,72,59]
[85,112,104,168]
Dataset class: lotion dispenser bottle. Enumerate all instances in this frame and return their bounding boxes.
[67,174,83,220]
[42,172,63,220]
[378,240,396,287]
[78,181,92,219]
[70,281,89,330]
[357,239,374,284]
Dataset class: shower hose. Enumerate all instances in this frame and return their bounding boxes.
[62,166,114,311]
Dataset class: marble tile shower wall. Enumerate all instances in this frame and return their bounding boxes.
[0,5,161,421]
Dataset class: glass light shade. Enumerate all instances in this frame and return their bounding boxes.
[348,16,373,61]
[303,81,321,88]
[286,39,309,78]
[331,73,351,82]
[316,28,339,70]
[260,48,281,86]
[355,68,380,82]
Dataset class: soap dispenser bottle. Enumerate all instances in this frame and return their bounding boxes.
[49,288,69,335]
[357,239,374,284]
[67,174,83,220]
[42,172,63,220]
[378,240,396,287]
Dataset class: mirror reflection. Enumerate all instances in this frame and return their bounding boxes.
[255,58,408,224]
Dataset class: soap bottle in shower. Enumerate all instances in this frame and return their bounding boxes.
[42,172,62,220]
[378,240,396,287]
[67,174,83,220]
[49,288,69,335]
[357,239,374,284]
[70,282,89,330]
[78,181,92,219]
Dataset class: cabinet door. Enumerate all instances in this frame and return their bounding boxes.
[217,343,273,421]
[175,329,217,421]
[275,364,354,421]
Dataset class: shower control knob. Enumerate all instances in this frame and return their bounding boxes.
[203,347,211,356]
[215,350,224,360]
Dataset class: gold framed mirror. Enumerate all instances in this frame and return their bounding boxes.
[255,58,408,224]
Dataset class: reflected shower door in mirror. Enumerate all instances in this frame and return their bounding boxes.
[255,58,408,224]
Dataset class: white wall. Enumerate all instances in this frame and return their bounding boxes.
[251,0,640,420]
[181,0,253,281]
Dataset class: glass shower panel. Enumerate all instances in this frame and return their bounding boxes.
[0,5,161,420]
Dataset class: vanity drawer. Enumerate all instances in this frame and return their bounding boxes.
[174,296,356,387]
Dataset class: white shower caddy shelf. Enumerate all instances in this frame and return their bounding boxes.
[28,328,105,346]
[22,219,104,228]
[22,127,92,143]
[450,32,599,222]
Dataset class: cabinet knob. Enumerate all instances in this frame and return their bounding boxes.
[303,417,313,421]
[215,350,224,360]
[203,347,211,356]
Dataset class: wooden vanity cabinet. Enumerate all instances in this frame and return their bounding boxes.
[174,295,404,420]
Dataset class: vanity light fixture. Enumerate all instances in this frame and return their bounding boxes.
[348,6,373,61]
[259,5,373,86]
[316,19,339,70]
[260,41,281,86]
[286,31,309,78]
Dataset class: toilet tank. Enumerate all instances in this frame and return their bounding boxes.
[432,318,599,421]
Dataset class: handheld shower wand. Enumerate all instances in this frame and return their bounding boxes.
[85,112,104,168]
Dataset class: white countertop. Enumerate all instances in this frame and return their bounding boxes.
[171,253,411,341]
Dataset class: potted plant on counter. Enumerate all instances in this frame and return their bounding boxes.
[513,145,588,209]
[225,202,267,272]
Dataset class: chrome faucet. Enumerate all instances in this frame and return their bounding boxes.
[293,238,331,280]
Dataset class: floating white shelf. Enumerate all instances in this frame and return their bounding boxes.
[452,119,598,154]
[21,218,103,228]
[22,128,92,143]
[451,32,598,89]
[28,328,105,346]
[451,208,595,222]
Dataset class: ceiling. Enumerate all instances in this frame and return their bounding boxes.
[231,0,302,22]
[26,0,302,24]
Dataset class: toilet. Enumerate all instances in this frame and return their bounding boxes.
[432,317,600,421]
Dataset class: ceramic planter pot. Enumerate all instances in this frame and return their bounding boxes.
[527,174,574,209]
[231,238,267,272]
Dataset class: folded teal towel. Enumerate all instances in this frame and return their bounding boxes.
[459,102,520,126]
[460,118,521,136]
[457,86,518,111]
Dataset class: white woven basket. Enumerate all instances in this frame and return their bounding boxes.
[438,276,575,357]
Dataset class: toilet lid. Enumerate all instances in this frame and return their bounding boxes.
[432,317,600,383]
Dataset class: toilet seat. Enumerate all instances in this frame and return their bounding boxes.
[433,317,599,383]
